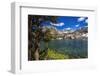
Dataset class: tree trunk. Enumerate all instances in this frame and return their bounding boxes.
[34,48,39,60]
[28,15,33,60]
[34,40,40,60]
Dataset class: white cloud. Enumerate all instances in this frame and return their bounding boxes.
[60,22,64,26]
[64,27,71,30]
[85,19,88,23]
[75,24,79,27]
[78,17,85,22]
[50,22,64,26]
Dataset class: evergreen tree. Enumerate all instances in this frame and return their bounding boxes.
[28,15,58,60]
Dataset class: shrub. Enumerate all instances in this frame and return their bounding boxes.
[40,48,69,60]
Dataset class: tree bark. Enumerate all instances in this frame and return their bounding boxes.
[28,15,33,60]
[34,48,39,60]
[33,34,40,60]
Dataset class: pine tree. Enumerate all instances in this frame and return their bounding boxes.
[28,15,58,60]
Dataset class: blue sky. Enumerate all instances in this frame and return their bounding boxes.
[55,16,88,30]
[32,16,88,31]
[42,16,88,31]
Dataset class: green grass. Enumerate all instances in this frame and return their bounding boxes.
[40,48,69,60]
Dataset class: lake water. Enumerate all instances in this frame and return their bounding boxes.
[40,39,88,58]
